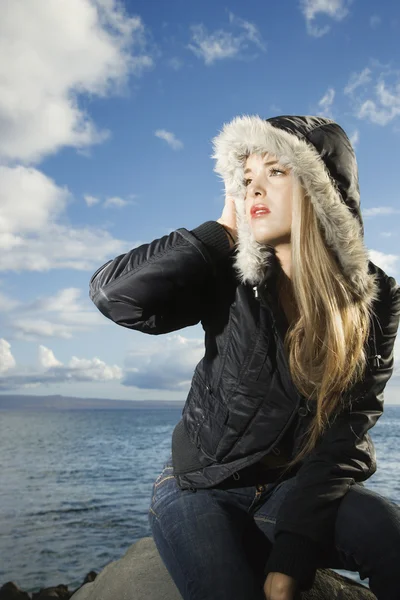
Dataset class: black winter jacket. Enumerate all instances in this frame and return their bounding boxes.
[89,115,400,591]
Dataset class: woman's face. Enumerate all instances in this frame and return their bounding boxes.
[244,152,293,247]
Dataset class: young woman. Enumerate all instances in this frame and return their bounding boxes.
[89,115,400,600]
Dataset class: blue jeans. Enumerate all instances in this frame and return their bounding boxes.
[148,454,400,600]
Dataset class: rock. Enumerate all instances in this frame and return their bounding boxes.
[69,536,376,600]
[69,537,180,600]
[302,569,376,599]
[68,573,97,598]
[31,584,71,599]
[0,582,31,599]
[0,573,98,600]
[81,574,97,587]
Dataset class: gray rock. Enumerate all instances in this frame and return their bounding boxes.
[69,536,376,599]
[0,582,31,599]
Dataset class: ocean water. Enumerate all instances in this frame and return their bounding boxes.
[1,405,399,594]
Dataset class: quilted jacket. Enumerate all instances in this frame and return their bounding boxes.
[89,115,400,591]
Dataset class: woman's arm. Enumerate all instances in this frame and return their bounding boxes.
[89,221,235,335]
[263,279,400,592]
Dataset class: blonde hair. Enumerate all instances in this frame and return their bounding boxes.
[277,177,376,475]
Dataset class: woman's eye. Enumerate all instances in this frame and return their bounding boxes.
[244,169,285,185]
[243,168,285,187]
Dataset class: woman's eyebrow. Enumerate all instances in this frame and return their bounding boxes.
[244,159,278,175]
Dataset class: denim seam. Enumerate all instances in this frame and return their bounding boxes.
[254,516,276,525]
[151,480,174,518]
[154,475,175,488]
[150,515,196,598]
[151,466,175,510]
[154,468,173,487]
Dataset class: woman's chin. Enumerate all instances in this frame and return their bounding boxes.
[251,229,271,245]
[246,219,273,245]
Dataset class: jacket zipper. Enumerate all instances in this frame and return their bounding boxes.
[369,318,382,368]
[254,283,304,399]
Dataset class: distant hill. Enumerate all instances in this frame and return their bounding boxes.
[0,394,185,410]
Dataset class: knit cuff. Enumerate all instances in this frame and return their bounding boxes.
[263,532,320,592]
[190,221,233,259]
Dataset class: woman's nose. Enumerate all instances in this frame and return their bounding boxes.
[249,182,266,198]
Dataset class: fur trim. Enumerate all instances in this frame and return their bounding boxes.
[211,115,380,308]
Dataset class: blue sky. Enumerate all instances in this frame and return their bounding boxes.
[1,0,400,402]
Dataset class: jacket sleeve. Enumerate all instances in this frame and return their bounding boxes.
[263,281,400,591]
[89,221,234,335]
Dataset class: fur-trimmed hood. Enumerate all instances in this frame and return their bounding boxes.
[211,114,379,308]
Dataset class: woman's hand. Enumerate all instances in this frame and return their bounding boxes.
[263,572,299,600]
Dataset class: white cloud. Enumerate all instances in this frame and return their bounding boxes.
[0,165,69,235]
[8,287,107,340]
[0,339,16,373]
[349,129,359,148]
[68,355,122,381]
[368,250,399,275]
[0,0,154,165]
[39,345,63,368]
[0,223,130,272]
[155,129,184,150]
[84,194,101,206]
[0,341,122,390]
[103,196,130,208]
[358,81,400,126]
[0,290,21,312]
[13,319,77,340]
[363,207,400,217]
[167,57,184,70]
[300,0,353,37]
[317,87,335,117]
[0,165,133,272]
[227,12,266,50]
[123,333,204,391]
[370,15,381,29]
[188,25,239,63]
[187,13,266,65]
[85,193,135,208]
[344,68,372,96]
[344,64,400,126]
[38,288,84,313]
[0,340,123,390]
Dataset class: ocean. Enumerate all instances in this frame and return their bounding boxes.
[1,405,399,594]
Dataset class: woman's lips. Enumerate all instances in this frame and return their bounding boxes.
[251,207,271,219]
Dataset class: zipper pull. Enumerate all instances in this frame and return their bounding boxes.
[370,318,381,368]
[373,355,382,368]
[253,285,259,299]
[255,484,266,499]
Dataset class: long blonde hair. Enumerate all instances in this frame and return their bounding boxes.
[277,177,376,474]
